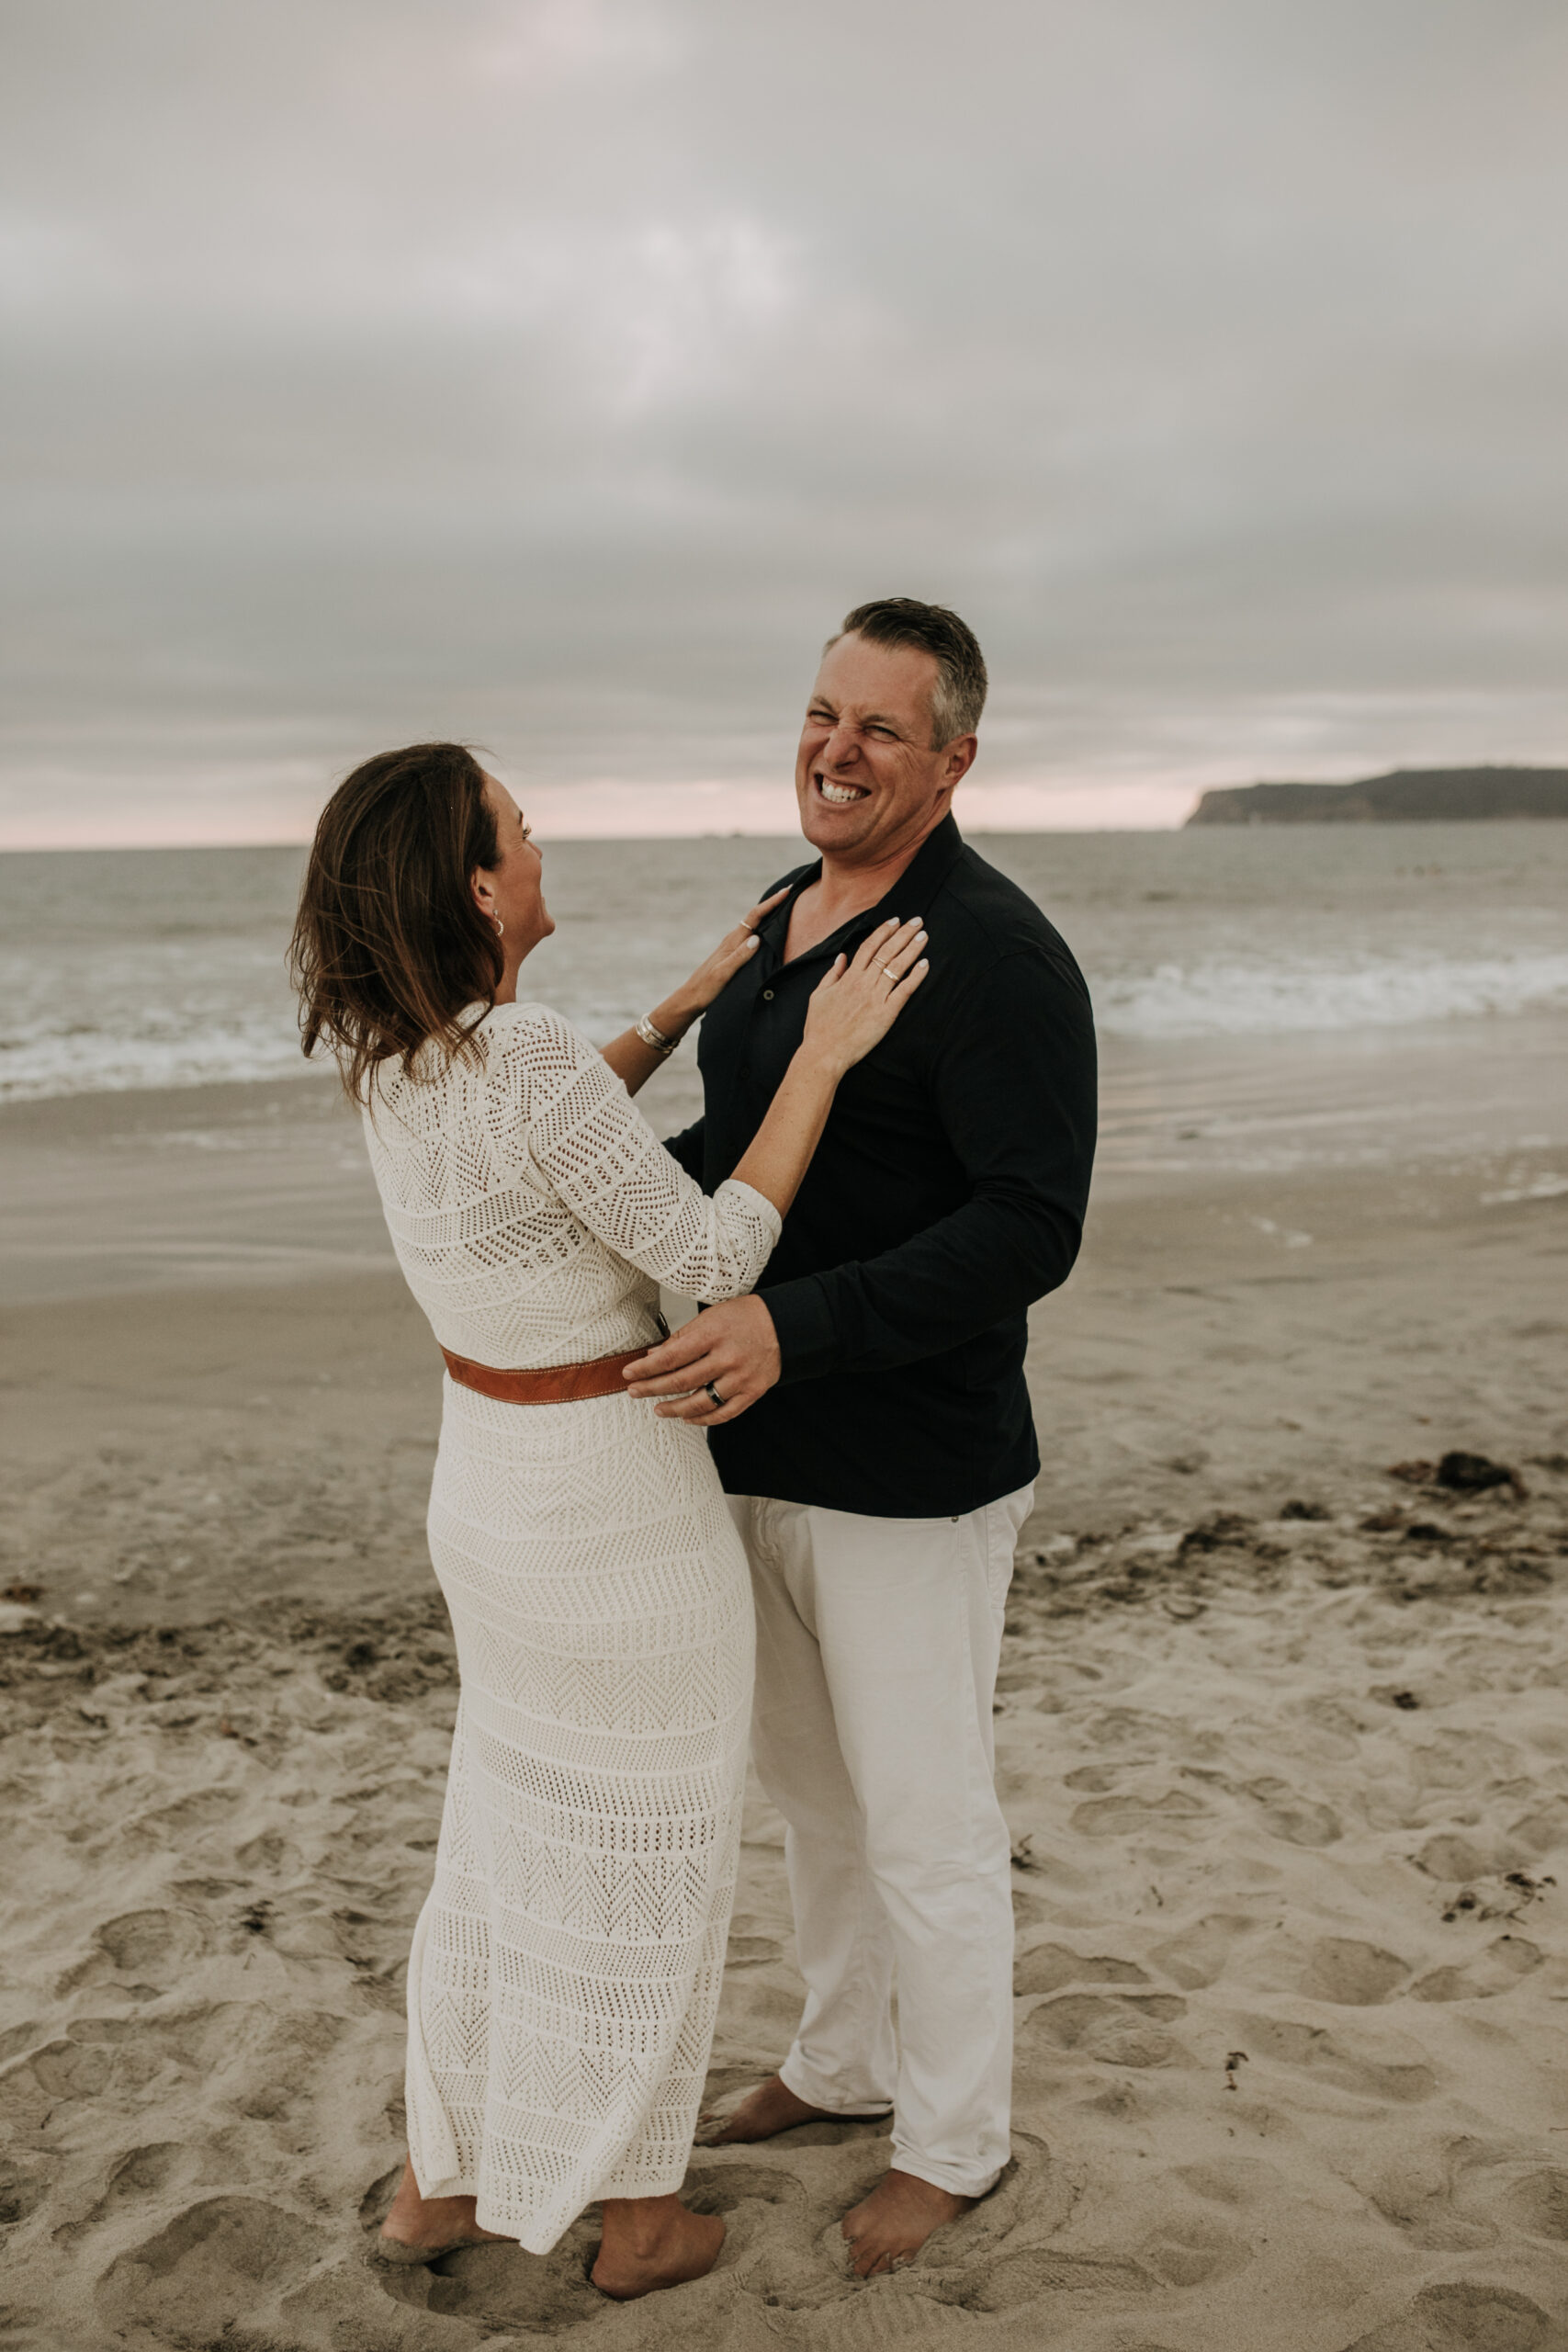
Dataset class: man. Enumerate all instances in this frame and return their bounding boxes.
[624,598,1097,2277]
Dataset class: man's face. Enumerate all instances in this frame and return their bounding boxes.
[794,632,976,865]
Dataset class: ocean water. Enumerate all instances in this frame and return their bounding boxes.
[2,823,1566,1104]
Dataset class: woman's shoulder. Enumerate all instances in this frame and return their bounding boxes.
[485,998,588,1051]
[479,1000,605,1088]
[367,1000,577,1098]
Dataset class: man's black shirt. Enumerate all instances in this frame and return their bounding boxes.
[664,816,1098,1519]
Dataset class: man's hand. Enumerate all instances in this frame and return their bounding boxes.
[622,1295,781,1425]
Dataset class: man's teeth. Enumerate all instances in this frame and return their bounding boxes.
[818,779,867,805]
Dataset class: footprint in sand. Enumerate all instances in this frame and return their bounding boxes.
[182,2002,355,2113]
[1178,2157,1282,2206]
[2,2029,171,2134]
[936,2245,1158,2309]
[1069,1788,1211,1837]
[96,2197,330,2335]
[1148,1913,1260,1989]
[1340,2281,1553,2351]
[1410,1936,1542,2002]
[0,2154,52,2228]
[1079,1706,1179,1754]
[400,2225,603,2334]
[1139,2218,1254,2288]
[1238,2016,1436,2103]
[681,2162,807,2217]
[1019,1992,1190,2070]
[98,2143,184,2204]
[1013,1943,1150,1996]
[123,1788,243,1854]
[1302,1938,1411,2005]
[233,1830,299,1874]
[1508,1796,1568,1857]
[0,2018,44,2065]
[1413,1831,1520,1883]
[12,2038,118,2104]
[1408,1734,1518,1792]
[1358,2141,1502,2254]
[52,2143,187,2250]
[1496,2168,1568,2243]
[1244,1777,1342,1846]
[92,1905,209,1984]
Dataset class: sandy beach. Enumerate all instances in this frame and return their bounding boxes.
[3,1040,1567,2350]
[7,0,1568,2309]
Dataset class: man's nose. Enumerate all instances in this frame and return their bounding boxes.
[822,723,860,769]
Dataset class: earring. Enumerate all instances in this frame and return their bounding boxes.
[492,913,504,938]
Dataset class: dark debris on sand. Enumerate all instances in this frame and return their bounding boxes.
[1007,1450,1566,1629]
[3,1451,1563,1726]
[1388,1448,1529,1497]
[0,1592,459,1736]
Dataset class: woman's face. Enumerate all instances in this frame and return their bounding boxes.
[472,773,554,962]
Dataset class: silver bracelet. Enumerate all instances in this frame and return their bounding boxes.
[635,1014,680,1057]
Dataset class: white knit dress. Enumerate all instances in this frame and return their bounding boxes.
[361,1001,780,2253]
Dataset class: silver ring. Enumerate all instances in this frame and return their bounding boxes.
[705,1381,724,1408]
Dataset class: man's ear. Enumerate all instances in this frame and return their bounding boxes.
[943,735,978,786]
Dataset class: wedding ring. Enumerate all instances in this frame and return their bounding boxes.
[705,1381,724,1408]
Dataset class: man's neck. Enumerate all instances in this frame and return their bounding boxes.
[785,808,950,962]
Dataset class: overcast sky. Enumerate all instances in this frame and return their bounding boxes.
[4,0,1565,843]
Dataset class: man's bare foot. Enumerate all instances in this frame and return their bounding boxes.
[695,2073,838,2146]
[591,2195,725,2300]
[378,2157,509,2261]
[840,2169,973,2278]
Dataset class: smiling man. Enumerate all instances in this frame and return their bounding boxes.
[624,597,1098,2276]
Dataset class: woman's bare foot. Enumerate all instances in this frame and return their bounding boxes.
[591,2194,725,2300]
[840,2169,973,2278]
[695,2073,842,2145]
[378,2157,509,2260]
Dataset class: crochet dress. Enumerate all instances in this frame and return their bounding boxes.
[362,1001,780,2252]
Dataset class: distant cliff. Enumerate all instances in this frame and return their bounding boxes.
[1186,766,1568,826]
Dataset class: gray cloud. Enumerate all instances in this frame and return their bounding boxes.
[4,0,1565,837]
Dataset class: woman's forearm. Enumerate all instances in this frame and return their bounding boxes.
[599,989,701,1096]
[729,1046,841,1218]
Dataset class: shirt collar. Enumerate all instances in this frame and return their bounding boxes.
[760,813,967,964]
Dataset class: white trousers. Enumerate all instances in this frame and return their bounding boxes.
[727,1484,1033,2198]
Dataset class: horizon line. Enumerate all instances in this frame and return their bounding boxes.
[0,819,1198,854]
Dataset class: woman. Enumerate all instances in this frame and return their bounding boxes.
[289,741,926,2298]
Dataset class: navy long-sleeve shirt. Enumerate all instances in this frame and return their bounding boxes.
[664,816,1098,1518]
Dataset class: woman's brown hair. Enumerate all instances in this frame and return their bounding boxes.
[289,741,503,1103]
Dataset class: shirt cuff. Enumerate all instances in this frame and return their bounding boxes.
[716,1175,784,1250]
[761,1273,840,1385]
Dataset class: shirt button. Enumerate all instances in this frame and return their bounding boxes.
[761,988,774,1000]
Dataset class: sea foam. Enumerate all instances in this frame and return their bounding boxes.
[1096,949,1568,1039]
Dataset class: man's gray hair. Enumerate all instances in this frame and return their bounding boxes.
[826,596,988,749]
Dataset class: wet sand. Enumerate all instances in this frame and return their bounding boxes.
[3,1041,1567,2348]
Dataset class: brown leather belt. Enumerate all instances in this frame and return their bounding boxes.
[440,1343,652,1407]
